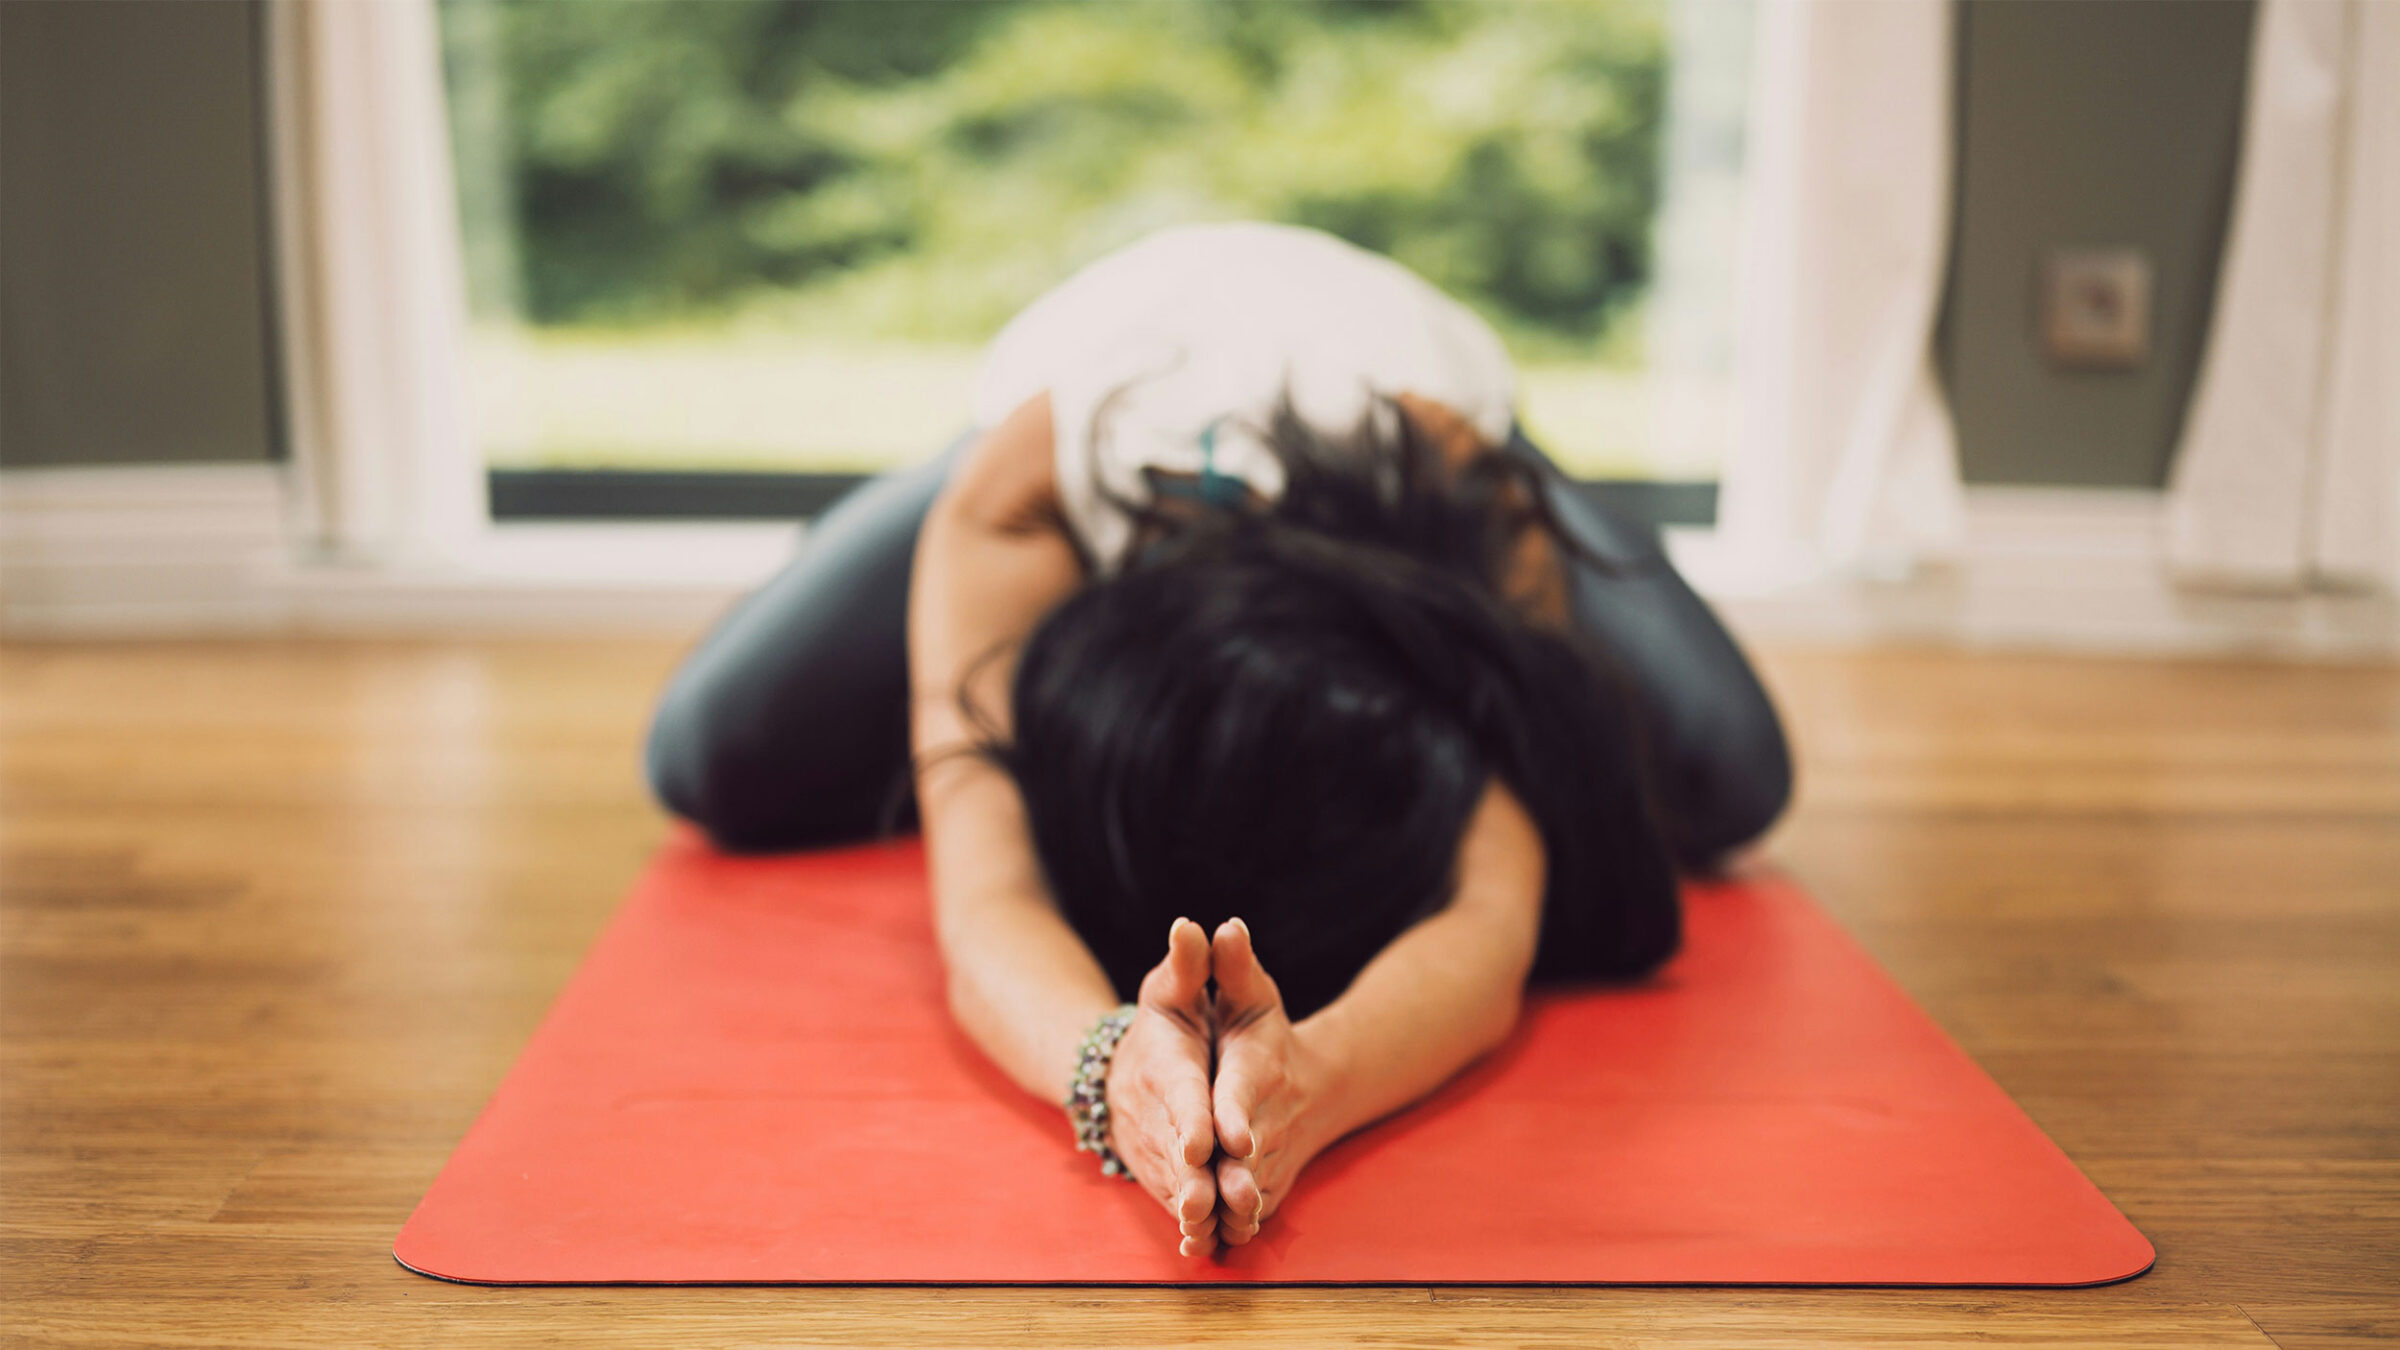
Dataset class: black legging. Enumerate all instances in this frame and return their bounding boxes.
[645,429,1791,870]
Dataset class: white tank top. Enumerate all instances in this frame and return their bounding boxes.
[970,222,1518,573]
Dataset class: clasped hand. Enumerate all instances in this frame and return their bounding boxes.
[1104,916,1331,1258]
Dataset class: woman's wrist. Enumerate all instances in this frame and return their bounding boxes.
[1286,934,1524,1152]
[1065,1003,1141,1179]
[1281,1014,1359,1158]
[936,947,1121,1107]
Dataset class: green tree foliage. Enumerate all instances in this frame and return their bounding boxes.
[447,0,1665,353]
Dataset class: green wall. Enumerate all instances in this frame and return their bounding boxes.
[1939,0,2255,488]
[0,0,280,468]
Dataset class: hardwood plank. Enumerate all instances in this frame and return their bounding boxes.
[2,639,2393,1346]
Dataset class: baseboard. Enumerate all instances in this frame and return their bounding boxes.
[1,465,793,637]
[1675,487,2400,659]
[7,469,2395,655]
[1,464,295,634]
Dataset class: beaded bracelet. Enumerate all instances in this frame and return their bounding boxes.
[1064,1003,1141,1182]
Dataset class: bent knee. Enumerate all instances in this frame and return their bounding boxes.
[1669,702,1794,871]
[644,684,907,853]
[643,686,725,833]
[644,686,784,849]
[647,726,799,852]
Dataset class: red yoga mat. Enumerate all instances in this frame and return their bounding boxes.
[394,836,2153,1285]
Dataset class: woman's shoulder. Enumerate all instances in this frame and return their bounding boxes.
[943,393,1061,536]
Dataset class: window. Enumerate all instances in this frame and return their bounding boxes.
[438,0,1751,524]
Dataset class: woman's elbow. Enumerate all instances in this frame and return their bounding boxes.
[1469,978,1529,1059]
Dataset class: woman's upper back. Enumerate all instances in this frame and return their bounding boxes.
[970,222,1517,573]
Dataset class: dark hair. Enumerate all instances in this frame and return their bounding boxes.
[985,396,1678,1019]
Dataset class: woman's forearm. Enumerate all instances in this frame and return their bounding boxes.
[1290,782,1547,1147]
[1294,911,1526,1145]
[906,394,1116,1102]
[919,754,1120,1100]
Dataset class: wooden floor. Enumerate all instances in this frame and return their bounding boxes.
[2,638,2394,1347]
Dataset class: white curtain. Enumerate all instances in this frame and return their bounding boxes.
[267,0,483,565]
[1706,0,1964,590]
[2167,0,2400,591]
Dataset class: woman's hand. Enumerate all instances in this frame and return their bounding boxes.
[1104,917,1224,1257]
[1205,917,1340,1248]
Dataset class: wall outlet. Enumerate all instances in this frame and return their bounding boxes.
[2039,248,2153,371]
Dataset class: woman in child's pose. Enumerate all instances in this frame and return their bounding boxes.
[647,222,1790,1257]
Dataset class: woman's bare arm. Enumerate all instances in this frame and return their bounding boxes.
[1302,780,1545,1123]
[908,395,1115,1096]
[1205,780,1547,1244]
[908,395,1225,1251]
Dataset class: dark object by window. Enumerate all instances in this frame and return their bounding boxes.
[487,468,1716,532]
